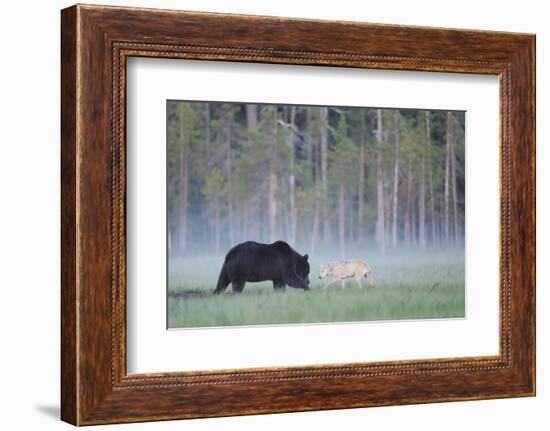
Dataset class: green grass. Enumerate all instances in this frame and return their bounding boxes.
[167,251,465,329]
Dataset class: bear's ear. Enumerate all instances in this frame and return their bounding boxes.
[303,254,309,261]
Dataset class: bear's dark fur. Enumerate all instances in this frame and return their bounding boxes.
[214,241,310,294]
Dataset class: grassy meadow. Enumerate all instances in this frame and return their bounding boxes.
[167,250,465,329]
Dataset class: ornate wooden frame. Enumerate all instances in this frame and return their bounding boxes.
[61,4,535,425]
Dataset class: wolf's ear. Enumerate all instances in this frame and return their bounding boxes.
[303,254,309,261]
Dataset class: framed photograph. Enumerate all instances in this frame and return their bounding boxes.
[61,4,535,425]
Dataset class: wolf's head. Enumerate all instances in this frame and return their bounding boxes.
[319,263,332,279]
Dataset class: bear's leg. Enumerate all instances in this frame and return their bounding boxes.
[355,273,363,289]
[214,262,231,294]
[273,280,286,291]
[231,280,246,293]
[283,272,309,291]
[340,278,346,289]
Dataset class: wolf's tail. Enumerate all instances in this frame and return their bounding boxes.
[214,261,230,294]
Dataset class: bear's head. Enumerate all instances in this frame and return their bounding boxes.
[296,254,310,286]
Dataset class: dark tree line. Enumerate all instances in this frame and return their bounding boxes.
[167,101,465,256]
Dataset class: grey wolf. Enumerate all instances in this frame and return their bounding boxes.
[319,260,377,289]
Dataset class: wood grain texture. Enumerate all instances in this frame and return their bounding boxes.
[60,4,535,425]
[60,5,78,425]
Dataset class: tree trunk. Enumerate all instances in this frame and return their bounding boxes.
[412,196,417,245]
[449,112,460,245]
[305,108,313,169]
[243,202,249,241]
[214,198,220,255]
[392,111,400,247]
[268,108,278,242]
[358,109,366,242]
[311,184,321,253]
[426,112,437,244]
[205,103,211,163]
[204,104,214,243]
[444,114,451,244]
[311,127,320,253]
[338,184,346,258]
[419,111,428,248]
[245,104,257,129]
[225,113,235,247]
[320,107,330,244]
[288,106,297,245]
[348,194,354,244]
[375,109,385,252]
[429,168,437,243]
[178,105,188,253]
[245,104,257,242]
[404,157,412,245]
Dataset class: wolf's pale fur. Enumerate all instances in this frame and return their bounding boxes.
[319,260,377,289]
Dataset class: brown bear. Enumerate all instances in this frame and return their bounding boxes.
[214,241,310,294]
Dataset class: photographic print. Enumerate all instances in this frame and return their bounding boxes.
[61,7,535,423]
[167,101,465,329]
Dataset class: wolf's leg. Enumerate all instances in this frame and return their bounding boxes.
[324,278,339,289]
[366,272,377,288]
[355,273,363,289]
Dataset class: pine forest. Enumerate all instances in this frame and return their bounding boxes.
[167,100,465,258]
